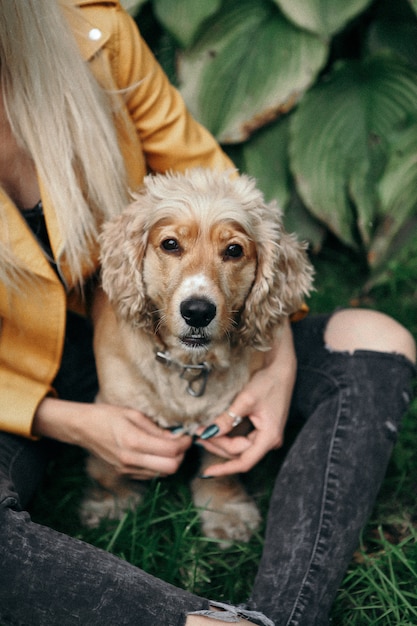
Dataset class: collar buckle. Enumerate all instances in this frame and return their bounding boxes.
[155,351,211,397]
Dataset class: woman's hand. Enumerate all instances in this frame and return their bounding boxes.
[194,318,296,477]
[32,399,192,480]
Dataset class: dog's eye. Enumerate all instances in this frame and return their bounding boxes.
[161,238,180,253]
[224,244,244,260]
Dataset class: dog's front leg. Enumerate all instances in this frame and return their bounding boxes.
[191,451,261,547]
[80,455,147,528]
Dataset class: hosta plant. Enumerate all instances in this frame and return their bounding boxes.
[123,0,417,286]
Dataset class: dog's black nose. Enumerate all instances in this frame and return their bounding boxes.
[180,298,216,328]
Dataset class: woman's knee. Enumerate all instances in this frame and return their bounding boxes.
[324,309,416,364]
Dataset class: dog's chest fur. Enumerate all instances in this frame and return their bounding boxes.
[94,303,263,434]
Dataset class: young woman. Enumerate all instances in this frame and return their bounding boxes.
[0,1,415,625]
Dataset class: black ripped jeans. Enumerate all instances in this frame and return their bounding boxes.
[0,313,414,626]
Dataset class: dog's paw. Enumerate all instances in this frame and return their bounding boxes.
[79,484,145,528]
[198,497,261,546]
[191,474,261,547]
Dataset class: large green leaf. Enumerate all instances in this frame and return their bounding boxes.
[177,0,327,143]
[408,0,417,18]
[363,211,417,291]
[369,123,417,269]
[366,0,417,70]
[283,192,326,253]
[272,0,373,38]
[241,116,326,250]
[242,116,292,208]
[153,0,221,48]
[290,55,417,250]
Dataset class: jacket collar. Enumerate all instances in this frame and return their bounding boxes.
[60,0,115,61]
[0,183,98,286]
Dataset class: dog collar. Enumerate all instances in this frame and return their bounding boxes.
[155,350,211,398]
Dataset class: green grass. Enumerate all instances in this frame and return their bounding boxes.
[331,528,417,625]
[30,239,417,624]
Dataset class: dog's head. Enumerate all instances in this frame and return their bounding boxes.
[99,169,313,354]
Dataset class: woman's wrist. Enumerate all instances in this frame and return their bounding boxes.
[32,396,88,444]
[263,318,296,379]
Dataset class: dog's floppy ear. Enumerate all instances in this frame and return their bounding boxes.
[238,200,314,350]
[99,197,154,330]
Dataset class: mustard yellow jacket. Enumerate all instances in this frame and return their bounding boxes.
[0,0,233,437]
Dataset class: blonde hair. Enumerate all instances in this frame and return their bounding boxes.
[0,0,130,288]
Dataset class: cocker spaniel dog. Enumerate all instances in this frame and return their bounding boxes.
[81,168,314,544]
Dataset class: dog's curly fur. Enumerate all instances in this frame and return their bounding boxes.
[81,168,314,543]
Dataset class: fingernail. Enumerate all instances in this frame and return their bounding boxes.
[169,426,185,435]
[199,424,219,440]
[198,474,213,479]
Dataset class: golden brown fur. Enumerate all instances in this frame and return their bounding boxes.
[81,168,314,543]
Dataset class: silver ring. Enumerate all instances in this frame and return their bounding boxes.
[227,410,243,428]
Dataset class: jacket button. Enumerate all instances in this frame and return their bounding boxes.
[89,28,102,41]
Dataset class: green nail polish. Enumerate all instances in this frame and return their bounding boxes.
[200,424,219,440]
[169,425,184,435]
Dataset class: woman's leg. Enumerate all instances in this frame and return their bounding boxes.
[248,309,416,626]
[0,415,276,626]
[0,379,215,626]
[0,312,273,626]
[325,308,416,361]
[3,309,413,626]
[0,434,272,626]
[0,445,204,626]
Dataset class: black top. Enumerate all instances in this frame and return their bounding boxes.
[21,200,54,259]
